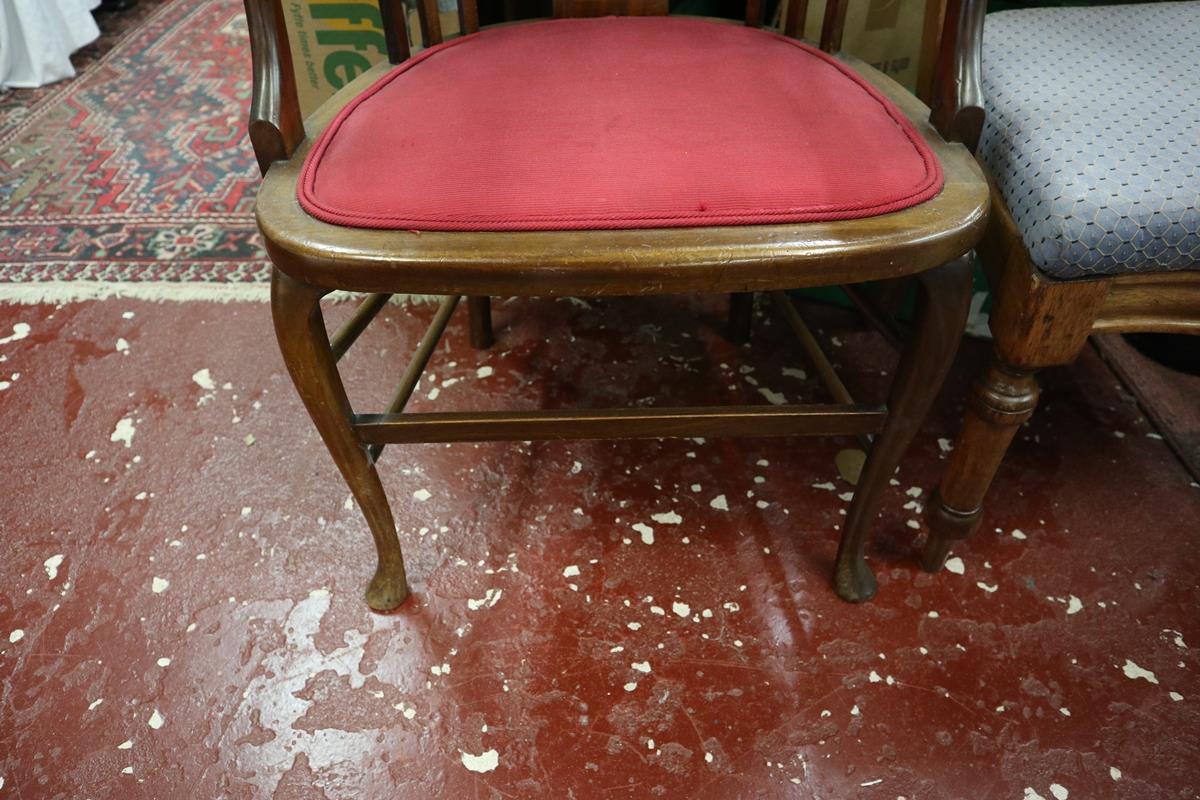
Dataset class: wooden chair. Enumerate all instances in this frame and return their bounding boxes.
[243,0,990,610]
[921,2,1200,570]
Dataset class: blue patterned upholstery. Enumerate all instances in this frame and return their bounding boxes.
[978,2,1200,280]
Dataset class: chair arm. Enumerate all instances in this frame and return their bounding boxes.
[930,0,985,153]
[244,0,305,175]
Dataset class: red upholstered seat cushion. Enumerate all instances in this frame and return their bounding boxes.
[298,17,943,232]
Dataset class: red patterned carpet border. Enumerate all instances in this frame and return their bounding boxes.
[0,0,270,285]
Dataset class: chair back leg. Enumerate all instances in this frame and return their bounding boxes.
[468,296,495,349]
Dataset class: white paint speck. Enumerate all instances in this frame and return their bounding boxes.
[1169,691,1183,701]
[44,554,64,580]
[0,322,31,344]
[88,698,103,710]
[944,557,965,575]
[651,511,682,525]
[467,588,502,611]
[1011,529,1027,540]
[192,368,215,390]
[627,622,641,631]
[671,601,690,618]
[117,740,133,750]
[157,657,171,667]
[412,488,432,502]
[151,577,169,594]
[758,387,786,405]
[111,417,136,448]
[709,494,729,511]
[977,582,998,593]
[1121,659,1158,684]
[9,629,24,643]
[148,709,164,729]
[562,565,581,578]
[1049,784,1068,800]
[1023,789,1046,800]
[632,522,654,545]
[624,682,638,691]
[631,661,651,674]
[1110,767,1122,781]
[704,752,714,763]
[476,366,493,379]
[460,749,499,773]
[1066,596,1083,615]
[116,338,130,353]
[812,481,836,491]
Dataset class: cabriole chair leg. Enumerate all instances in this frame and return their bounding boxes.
[921,357,1039,570]
[834,256,973,602]
[468,295,495,349]
[270,268,410,611]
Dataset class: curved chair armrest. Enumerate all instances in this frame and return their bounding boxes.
[244,0,305,175]
[930,0,986,153]
[244,0,410,175]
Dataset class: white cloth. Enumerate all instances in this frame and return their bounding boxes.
[0,0,102,89]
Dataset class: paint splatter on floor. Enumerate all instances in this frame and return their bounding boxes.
[0,295,1197,798]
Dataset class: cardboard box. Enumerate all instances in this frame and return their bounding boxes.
[282,1,460,116]
[789,0,937,92]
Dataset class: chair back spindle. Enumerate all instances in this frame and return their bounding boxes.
[459,0,481,35]
[782,0,808,39]
[744,0,763,27]
[419,0,444,46]
[818,0,849,53]
[379,0,411,63]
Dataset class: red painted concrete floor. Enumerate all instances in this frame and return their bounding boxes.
[1,294,1197,799]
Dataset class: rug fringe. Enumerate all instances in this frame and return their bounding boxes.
[0,282,436,305]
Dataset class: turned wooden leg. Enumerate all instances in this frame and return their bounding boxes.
[727,292,754,344]
[468,296,495,349]
[834,256,973,602]
[921,357,1039,571]
[271,268,410,611]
